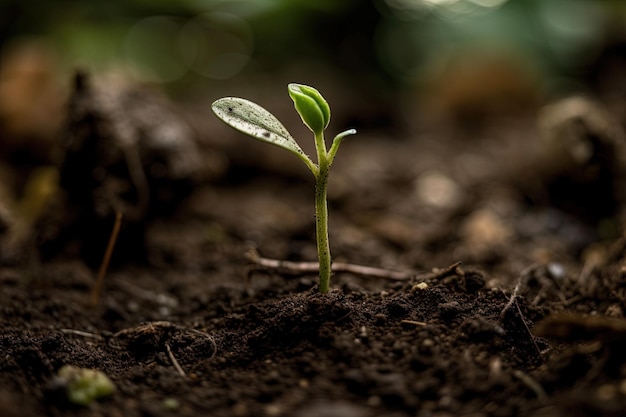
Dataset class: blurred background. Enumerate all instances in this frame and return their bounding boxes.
[2,0,626,203]
[2,0,626,131]
[2,0,626,267]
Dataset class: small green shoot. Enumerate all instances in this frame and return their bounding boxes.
[57,365,115,406]
[212,83,356,293]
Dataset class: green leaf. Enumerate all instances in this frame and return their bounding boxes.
[328,128,357,162]
[288,83,330,134]
[212,97,313,168]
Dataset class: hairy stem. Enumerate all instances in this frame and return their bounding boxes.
[314,132,332,293]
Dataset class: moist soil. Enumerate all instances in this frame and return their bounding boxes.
[2,76,626,417]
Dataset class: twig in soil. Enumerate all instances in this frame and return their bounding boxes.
[499,264,541,320]
[90,211,123,307]
[421,261,463,280]
[498,268,543,361]
[499,274,523,321]
[400,320,428,326]
[514,301,543,361]
[245,249,414,281]
[60,329,104,341]
[165,342,186,377]
[512,370,547,401]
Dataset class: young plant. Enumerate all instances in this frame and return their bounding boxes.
[212,83,356,293]
[56,365,115,406]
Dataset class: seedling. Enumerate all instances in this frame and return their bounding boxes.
[212,83,356,293]
[56,365,115,406]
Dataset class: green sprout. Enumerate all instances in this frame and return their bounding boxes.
[56,365,115,406]
[212,83,356,293]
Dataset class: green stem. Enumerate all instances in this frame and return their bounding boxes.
[328,129,356,164]
[314,132,331,293]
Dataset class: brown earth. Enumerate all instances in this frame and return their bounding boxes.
[1,74,626,417]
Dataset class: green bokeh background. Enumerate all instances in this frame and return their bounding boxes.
[3,0,624,98]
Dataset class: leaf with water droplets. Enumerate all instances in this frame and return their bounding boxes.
[212,97,312,165]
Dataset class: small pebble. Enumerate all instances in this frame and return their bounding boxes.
[162,398,180,411]
[546,263,564,280]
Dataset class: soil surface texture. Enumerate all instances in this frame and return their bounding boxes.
[1,75,626,417]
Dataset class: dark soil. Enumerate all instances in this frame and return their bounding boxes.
[2,75,626,417]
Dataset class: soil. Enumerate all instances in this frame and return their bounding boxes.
[2,74,626,417]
